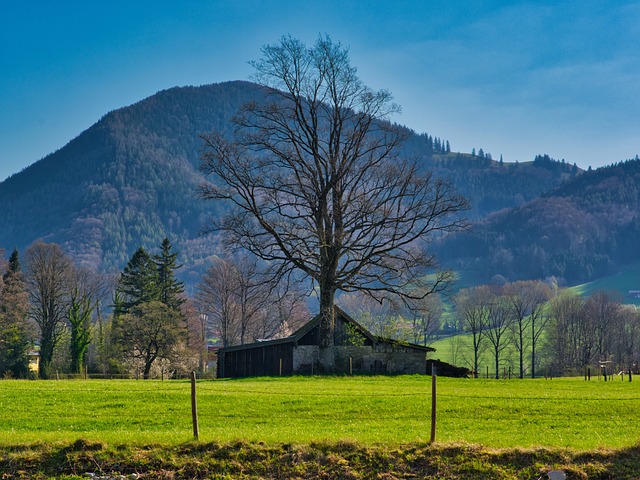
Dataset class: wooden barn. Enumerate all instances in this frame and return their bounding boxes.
[216,306,435,378]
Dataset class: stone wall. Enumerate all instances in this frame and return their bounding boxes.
[292,344,426,375]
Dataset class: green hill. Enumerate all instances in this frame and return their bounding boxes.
[0,82,574,286]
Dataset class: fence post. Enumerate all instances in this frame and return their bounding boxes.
[279,358,283,376]
[191,371,199,440]
[349,356,353,375]
[430,364,437,443]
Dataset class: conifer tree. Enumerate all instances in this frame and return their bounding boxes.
[0,249,31,378]
[153,238,185,310]
[5,248,20,279]
[115,247,159,315]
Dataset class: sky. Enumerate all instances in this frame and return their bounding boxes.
[1,0,639,182]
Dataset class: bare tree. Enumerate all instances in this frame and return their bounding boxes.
[585,290,622,361]
[455,286,490,377]
[548,291,592,374]
[183,298,209,373]
[617,305,640,371]
[233,254,270,344]
[25,241,73,378]
[485,289,512,379]
[67,266,108,374]
[200,36,468,368]
[408,294,443,346]
[195,257,240,347]
[504,280,551,378]
[254,279,309,340]
[528,281,552,378]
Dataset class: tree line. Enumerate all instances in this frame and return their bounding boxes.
[0,237,313,379]
[452,280,640,378]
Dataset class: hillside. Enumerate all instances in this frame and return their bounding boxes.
[439,158,640,286]
[0,81,576,284]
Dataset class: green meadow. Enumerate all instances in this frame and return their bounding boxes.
[2,375,639,450]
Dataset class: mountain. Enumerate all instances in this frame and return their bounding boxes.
[0,81,576,286]
[439,158,640,286]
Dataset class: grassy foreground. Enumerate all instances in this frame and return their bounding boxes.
[2,439,640,479]
[2,376,640,478]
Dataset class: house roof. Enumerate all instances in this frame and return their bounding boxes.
[217,305,435,354]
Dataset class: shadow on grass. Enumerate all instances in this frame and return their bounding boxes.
[2,440,640,479]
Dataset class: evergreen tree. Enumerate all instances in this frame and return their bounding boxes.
[115,247,159,315]
[5,248,20,279]
[153,238,185,310]
[0,249,31,378]
[112,300,186,379]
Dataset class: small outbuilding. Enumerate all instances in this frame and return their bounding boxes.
[217,306,435,378]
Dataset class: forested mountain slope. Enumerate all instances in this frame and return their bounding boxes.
[439,159,640,285]
[0,81,576,284]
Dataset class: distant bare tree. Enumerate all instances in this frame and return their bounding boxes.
[585,290,622,361]
[504,280,552,378]
[200,35,468,369]
[195,257,240,348]
[67,266,108,374]
[408,294,444,346]
[233,254,270,344]
[254,280,309,341]
[548,291,591,373]
[455,286,490,377]
[485,289,512,379]
[196,253,306,347]
[528,281,552,378]
[25,241,73,378]
[617,305,640,370]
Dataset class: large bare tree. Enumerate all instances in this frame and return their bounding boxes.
[25,241,73,378]
[200,36,468,368]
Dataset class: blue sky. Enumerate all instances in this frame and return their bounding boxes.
[1,1,639,181]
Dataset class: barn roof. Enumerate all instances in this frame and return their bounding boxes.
[217,305,435,354]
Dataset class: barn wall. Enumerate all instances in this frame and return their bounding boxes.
[219,343,294,378]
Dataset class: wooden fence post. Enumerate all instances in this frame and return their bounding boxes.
[430,364,437,443]
[191,371,199,440]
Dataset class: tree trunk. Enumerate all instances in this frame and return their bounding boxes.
[143,361,152,380]
[519,328,524,379]
[317,284,336,371]
[39,330,54,379]
[531,323,536,378]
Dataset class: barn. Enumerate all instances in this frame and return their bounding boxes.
[216,306,435,378]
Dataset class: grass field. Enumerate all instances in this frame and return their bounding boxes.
[570,261,640,305]
[2,375,640,450]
